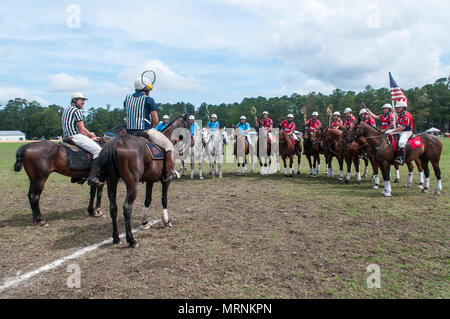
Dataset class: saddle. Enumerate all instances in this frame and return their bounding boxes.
[61,137,93,171]
[389,134,423,159]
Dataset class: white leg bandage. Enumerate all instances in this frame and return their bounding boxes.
[408,173,413,184]
[374,175,380,185]
[284,167,288,175]
[162,208,169,224]
[436,180,442,191]
[384,181,392,193]
[419,172,424,184]
[396,170,400,180]
[424,178,430,189]
[356,172,361,182]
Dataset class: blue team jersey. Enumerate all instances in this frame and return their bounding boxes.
[155,121,169,132]
[207,121,220,132]
[190,122,200,136]
[236,122,250,133]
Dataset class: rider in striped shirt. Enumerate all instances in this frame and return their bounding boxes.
[123,76,180,182]
[61,92,103,185]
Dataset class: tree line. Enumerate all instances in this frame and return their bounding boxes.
[0,77,448,139]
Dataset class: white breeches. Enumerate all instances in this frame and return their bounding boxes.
[70,134,102,159]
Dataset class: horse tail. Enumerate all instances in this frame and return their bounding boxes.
[14,143,31,172]
[98,140,118,175]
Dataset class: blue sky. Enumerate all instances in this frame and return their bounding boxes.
[1,0,449,110]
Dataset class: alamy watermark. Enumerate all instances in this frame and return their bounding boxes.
[66,4,81,29]
[67,263,81,289]
[366,264,381,289]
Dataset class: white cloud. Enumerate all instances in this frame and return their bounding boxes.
[0,86,49,106]
[47,73,92,93]
[120,59,207,94]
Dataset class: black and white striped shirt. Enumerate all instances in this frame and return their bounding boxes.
[62,106,84,137]
[123,92,157,130]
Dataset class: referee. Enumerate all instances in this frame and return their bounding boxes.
[123,75,180,182]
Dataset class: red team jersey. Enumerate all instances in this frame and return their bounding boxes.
[380,112,394,130]
[345,115,356,128]
[279,120,295,132]
[331,119,343,129]
[307,119,321,132]
[363,115,376,127]
[397,111,413,131]
[259,118,273,129]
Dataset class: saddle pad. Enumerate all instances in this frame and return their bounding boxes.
[146,142,164,160]
[61,142,91,171]
[391,136,423,152]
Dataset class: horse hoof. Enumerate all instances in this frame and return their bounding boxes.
[37,221,48,227]
[140,222,151,230]
[435,191,441,196]
[289,174,293,178]
[338,177,343,181]
[421,188,428,194]
[345,180,349,184]
[113,239,121,245]
[418,183,424,189]
[200,176,204,180]
[394,179,399,183]
[165,222,173,228]
[381,191,392,197]
[219,175,223,178]
[190,176,194,179]
[128,242,139,248]
[373,185,379,189]
[356,180,361,184]
[284,175,288,178]
[403,184,411,188]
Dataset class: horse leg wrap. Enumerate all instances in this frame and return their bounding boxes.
[356,172,361,182]
[424,178,430,189]
[407,173,413,185]
[395,170,400,180]
[436,180,442,191]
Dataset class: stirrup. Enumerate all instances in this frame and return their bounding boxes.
[88,176,104,186]
[394,157,404,165]
[163,170,181,182]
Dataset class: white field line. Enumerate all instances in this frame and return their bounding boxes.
[0,219,161,293]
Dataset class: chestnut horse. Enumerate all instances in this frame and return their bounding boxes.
[316,127,345,180]
[232,128,250,176]
[13,125,126,226]
[279,128,300,177]
[347,121,443,197]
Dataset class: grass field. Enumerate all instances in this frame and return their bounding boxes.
[0,139,448,298]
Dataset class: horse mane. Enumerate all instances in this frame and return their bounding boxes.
[162,114,187,132]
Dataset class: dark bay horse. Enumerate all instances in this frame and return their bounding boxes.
[316,127,345,180]
[279,128,300,177]
[13,125,126,226]
[256,128,274,176]
[99,114,190,247]
[302,126,321,177]
[348,121,443,197]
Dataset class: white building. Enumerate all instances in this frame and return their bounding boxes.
[0,131,26,141]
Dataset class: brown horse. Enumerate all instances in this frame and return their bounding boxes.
[232,129,250,176]
[347,121,443,197]
[302,126,321,177]
[279,128,300,177]
[13,125,126,226]
[316,127,345,180]
[99,114,190,248]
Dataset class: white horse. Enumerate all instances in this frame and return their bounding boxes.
[179,129,205,179]
[203,128,227,178]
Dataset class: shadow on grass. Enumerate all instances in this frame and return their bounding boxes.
[0,207,94,228]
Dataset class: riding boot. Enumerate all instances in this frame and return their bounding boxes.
[395,147,405,165]
[87,158,104,186]
[295,140,301,155]
[163,150,181,182]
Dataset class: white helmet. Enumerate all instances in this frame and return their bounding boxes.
[71,92,88,100]
[359,109,368,115]
[312,112,319,116]
[344,107,352,114]
[381,103,392,110]
[287,114,294,119]
[333,111,341,116]
[211,114,217,119]
[395,100,407,108]
[134,76,153,91]
[189,115,195,120]
[162,115,169,120]
[240,115,246,120]
[262,111,269,115]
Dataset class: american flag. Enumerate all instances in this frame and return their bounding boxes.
[389,72,408,106]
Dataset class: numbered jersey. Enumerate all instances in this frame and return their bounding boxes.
[397,111,413,131]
